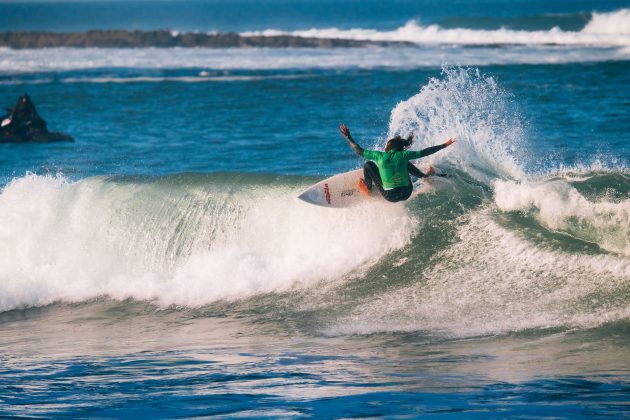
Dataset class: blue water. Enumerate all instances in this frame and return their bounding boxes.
[1,1,630,417]
[1,0,629,32]
[1,64,628,182]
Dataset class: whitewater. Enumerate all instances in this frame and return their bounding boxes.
[245,9,630,46]
[1,67,628,340]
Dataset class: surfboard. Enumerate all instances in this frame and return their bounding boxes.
[298,169,379,208]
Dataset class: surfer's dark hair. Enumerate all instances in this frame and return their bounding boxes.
[385,135,413,152]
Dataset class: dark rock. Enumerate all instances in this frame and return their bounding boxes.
[0,30,414,49]
[1,94,73,143]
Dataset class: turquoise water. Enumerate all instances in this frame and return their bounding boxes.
[1,1,629,417]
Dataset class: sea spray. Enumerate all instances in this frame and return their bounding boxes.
[387,66,526,182]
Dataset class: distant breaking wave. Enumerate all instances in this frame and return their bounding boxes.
[0,9,628,73]
[244,9,630,47]
[0,9,628,51]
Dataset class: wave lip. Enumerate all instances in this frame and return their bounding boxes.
[387,66,526,183]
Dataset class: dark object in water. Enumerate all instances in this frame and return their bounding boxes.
[1,94,73,143]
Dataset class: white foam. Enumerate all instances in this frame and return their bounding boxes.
[245,10,630,47]
[0,44,628,75]
[57,74,310,84]
[494,178,630,255]
[0,173,416,311]
[583,9,630,35]
[327,210,630,338]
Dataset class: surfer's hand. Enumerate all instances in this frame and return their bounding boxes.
[407,132,414,141]
[339,124,351,138]
[444,138,455,146]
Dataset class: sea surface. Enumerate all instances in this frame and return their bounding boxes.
[1,0,630,417]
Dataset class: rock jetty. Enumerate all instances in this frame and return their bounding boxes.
[0,30,411,49]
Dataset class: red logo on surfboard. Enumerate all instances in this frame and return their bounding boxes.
[323,183,331,204]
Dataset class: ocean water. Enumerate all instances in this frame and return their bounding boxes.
[1,1,630,417]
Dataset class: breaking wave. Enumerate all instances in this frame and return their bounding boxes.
[322,67,629,337]
[1,67,628,339]
[246,9,630,46]
[0,172,415,312]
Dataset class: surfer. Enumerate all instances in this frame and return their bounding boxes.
[339,123,455,202]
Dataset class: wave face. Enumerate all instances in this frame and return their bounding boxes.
[1,67,628,339]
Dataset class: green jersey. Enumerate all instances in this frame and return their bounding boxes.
[362,149,425,189]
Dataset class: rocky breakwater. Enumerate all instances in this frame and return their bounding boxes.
[0,30,411,49]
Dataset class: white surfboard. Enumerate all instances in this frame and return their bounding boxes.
[298,166,436,208]
[298,169,379,208]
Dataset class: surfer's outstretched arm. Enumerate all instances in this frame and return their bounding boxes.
[339,124,364,157]
[407,162,427,178]
[419,138,455,157]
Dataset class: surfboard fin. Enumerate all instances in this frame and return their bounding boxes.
[357,178,370,196]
